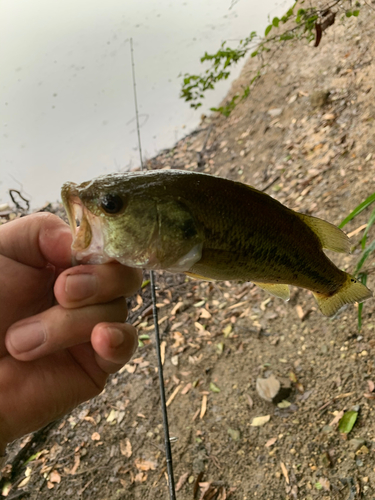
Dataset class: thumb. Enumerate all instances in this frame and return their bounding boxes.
[0,213,73,269]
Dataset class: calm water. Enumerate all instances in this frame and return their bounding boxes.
[0,0,288,208]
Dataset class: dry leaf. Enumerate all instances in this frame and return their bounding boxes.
[250,415,270,427]
[160,341,166,365]
[49,470,61,484]
[18,476,31,488]
[134,458,157,471]
[181,383,192,395]
[171,301,184,315]
[199,308,212,319]
[247,395,254,408]
[265,437,277,447]
[120,438,132,458]
[47,481,54,490]
[368,380,375,393]
[69,454,80,475]
[329,410,344,427]
[256,375,280,402]
[295,305,304,319]
[166,385,182,407]
[200,395,207,419]
[134,472,147,482]
[280,462,289,484]
[91,432,101,441]
[176,472,189,491]
[171,355,179,366]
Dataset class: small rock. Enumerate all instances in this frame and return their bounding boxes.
[227,428,241,441]
[349,438,365,452]
[267,108,282,117]
[310,90,330,108]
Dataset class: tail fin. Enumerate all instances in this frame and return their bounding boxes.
[313,274,372,316]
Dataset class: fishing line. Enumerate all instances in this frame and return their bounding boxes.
[130,38,177,500]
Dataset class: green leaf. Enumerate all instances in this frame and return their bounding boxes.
[251,50,258,57]
[361,207,375,249]
[315,483,323,490]
[357,272,367,332]
[265,24,272,36]
[210,382,221,393]
[141,279,150,289]
[353,9,360,16]
[272,17,280,27]
[346,11,353,17]
[338,410,358,434]
[138,334,150,340]
[355,239,375,275]
[339,192,375,228]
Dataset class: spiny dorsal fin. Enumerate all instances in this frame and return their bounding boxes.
[296,213,350,253]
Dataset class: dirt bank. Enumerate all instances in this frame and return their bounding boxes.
[2,5,375,500]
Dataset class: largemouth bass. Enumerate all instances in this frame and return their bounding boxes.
[61,170,372,316]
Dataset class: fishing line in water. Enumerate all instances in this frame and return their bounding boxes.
[130,38,177,500]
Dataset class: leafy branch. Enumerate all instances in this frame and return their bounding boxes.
[180,0,361,116]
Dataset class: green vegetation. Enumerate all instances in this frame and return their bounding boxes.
[180,0,361,116]
[339,193,375,330]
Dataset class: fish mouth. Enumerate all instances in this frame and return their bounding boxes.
[61,182,108,265]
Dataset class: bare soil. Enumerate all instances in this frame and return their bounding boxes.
[2,6,375,500]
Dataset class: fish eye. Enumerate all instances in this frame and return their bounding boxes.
[100,194,125,215]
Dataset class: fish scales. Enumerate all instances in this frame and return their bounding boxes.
[61,170,372,316]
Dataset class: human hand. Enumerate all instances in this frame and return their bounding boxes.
[0,213,142,454]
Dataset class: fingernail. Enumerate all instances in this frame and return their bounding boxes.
[107,327,125,348]
[8,321,46,353]
[65,274,97,301]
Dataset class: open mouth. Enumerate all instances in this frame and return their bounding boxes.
[61,182,107,264]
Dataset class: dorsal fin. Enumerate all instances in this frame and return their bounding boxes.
[296,213,350,253]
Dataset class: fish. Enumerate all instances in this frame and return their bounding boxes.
[61,170,372,316]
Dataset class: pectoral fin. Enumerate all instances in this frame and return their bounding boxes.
[253,282,290,301]
[185,271,215,281]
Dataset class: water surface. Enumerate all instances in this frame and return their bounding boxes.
[0,0,288,207]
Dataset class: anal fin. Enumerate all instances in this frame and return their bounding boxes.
[253,282,290,301]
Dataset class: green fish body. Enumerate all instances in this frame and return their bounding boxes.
[61,170,372,316]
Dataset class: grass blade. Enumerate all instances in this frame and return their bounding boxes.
[357,272,367,332]
[354,239,375,275]
[339,192,375,229]
[361,207,375,250]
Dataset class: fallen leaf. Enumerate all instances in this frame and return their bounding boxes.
[368,380,375,393]
[171,301,184,315]
[250,415,270,427]
[134,458,157,471]
[265,437,277,447]
[161,341,166,365]
[134,472,147,482]
[49,470,61,484]
[176,472,189,491]
[91,432,101,441]
[166,385,182,407]
[256,374,280,402]
[181,383,192,395]
[329,410,344,427]
[210,382,220,393]
[120,438,132,458]
[200,395,207,419]
[295,305,304,319]
[280,462,289,484]
[338,410,358,434]
[199,308,212,319]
